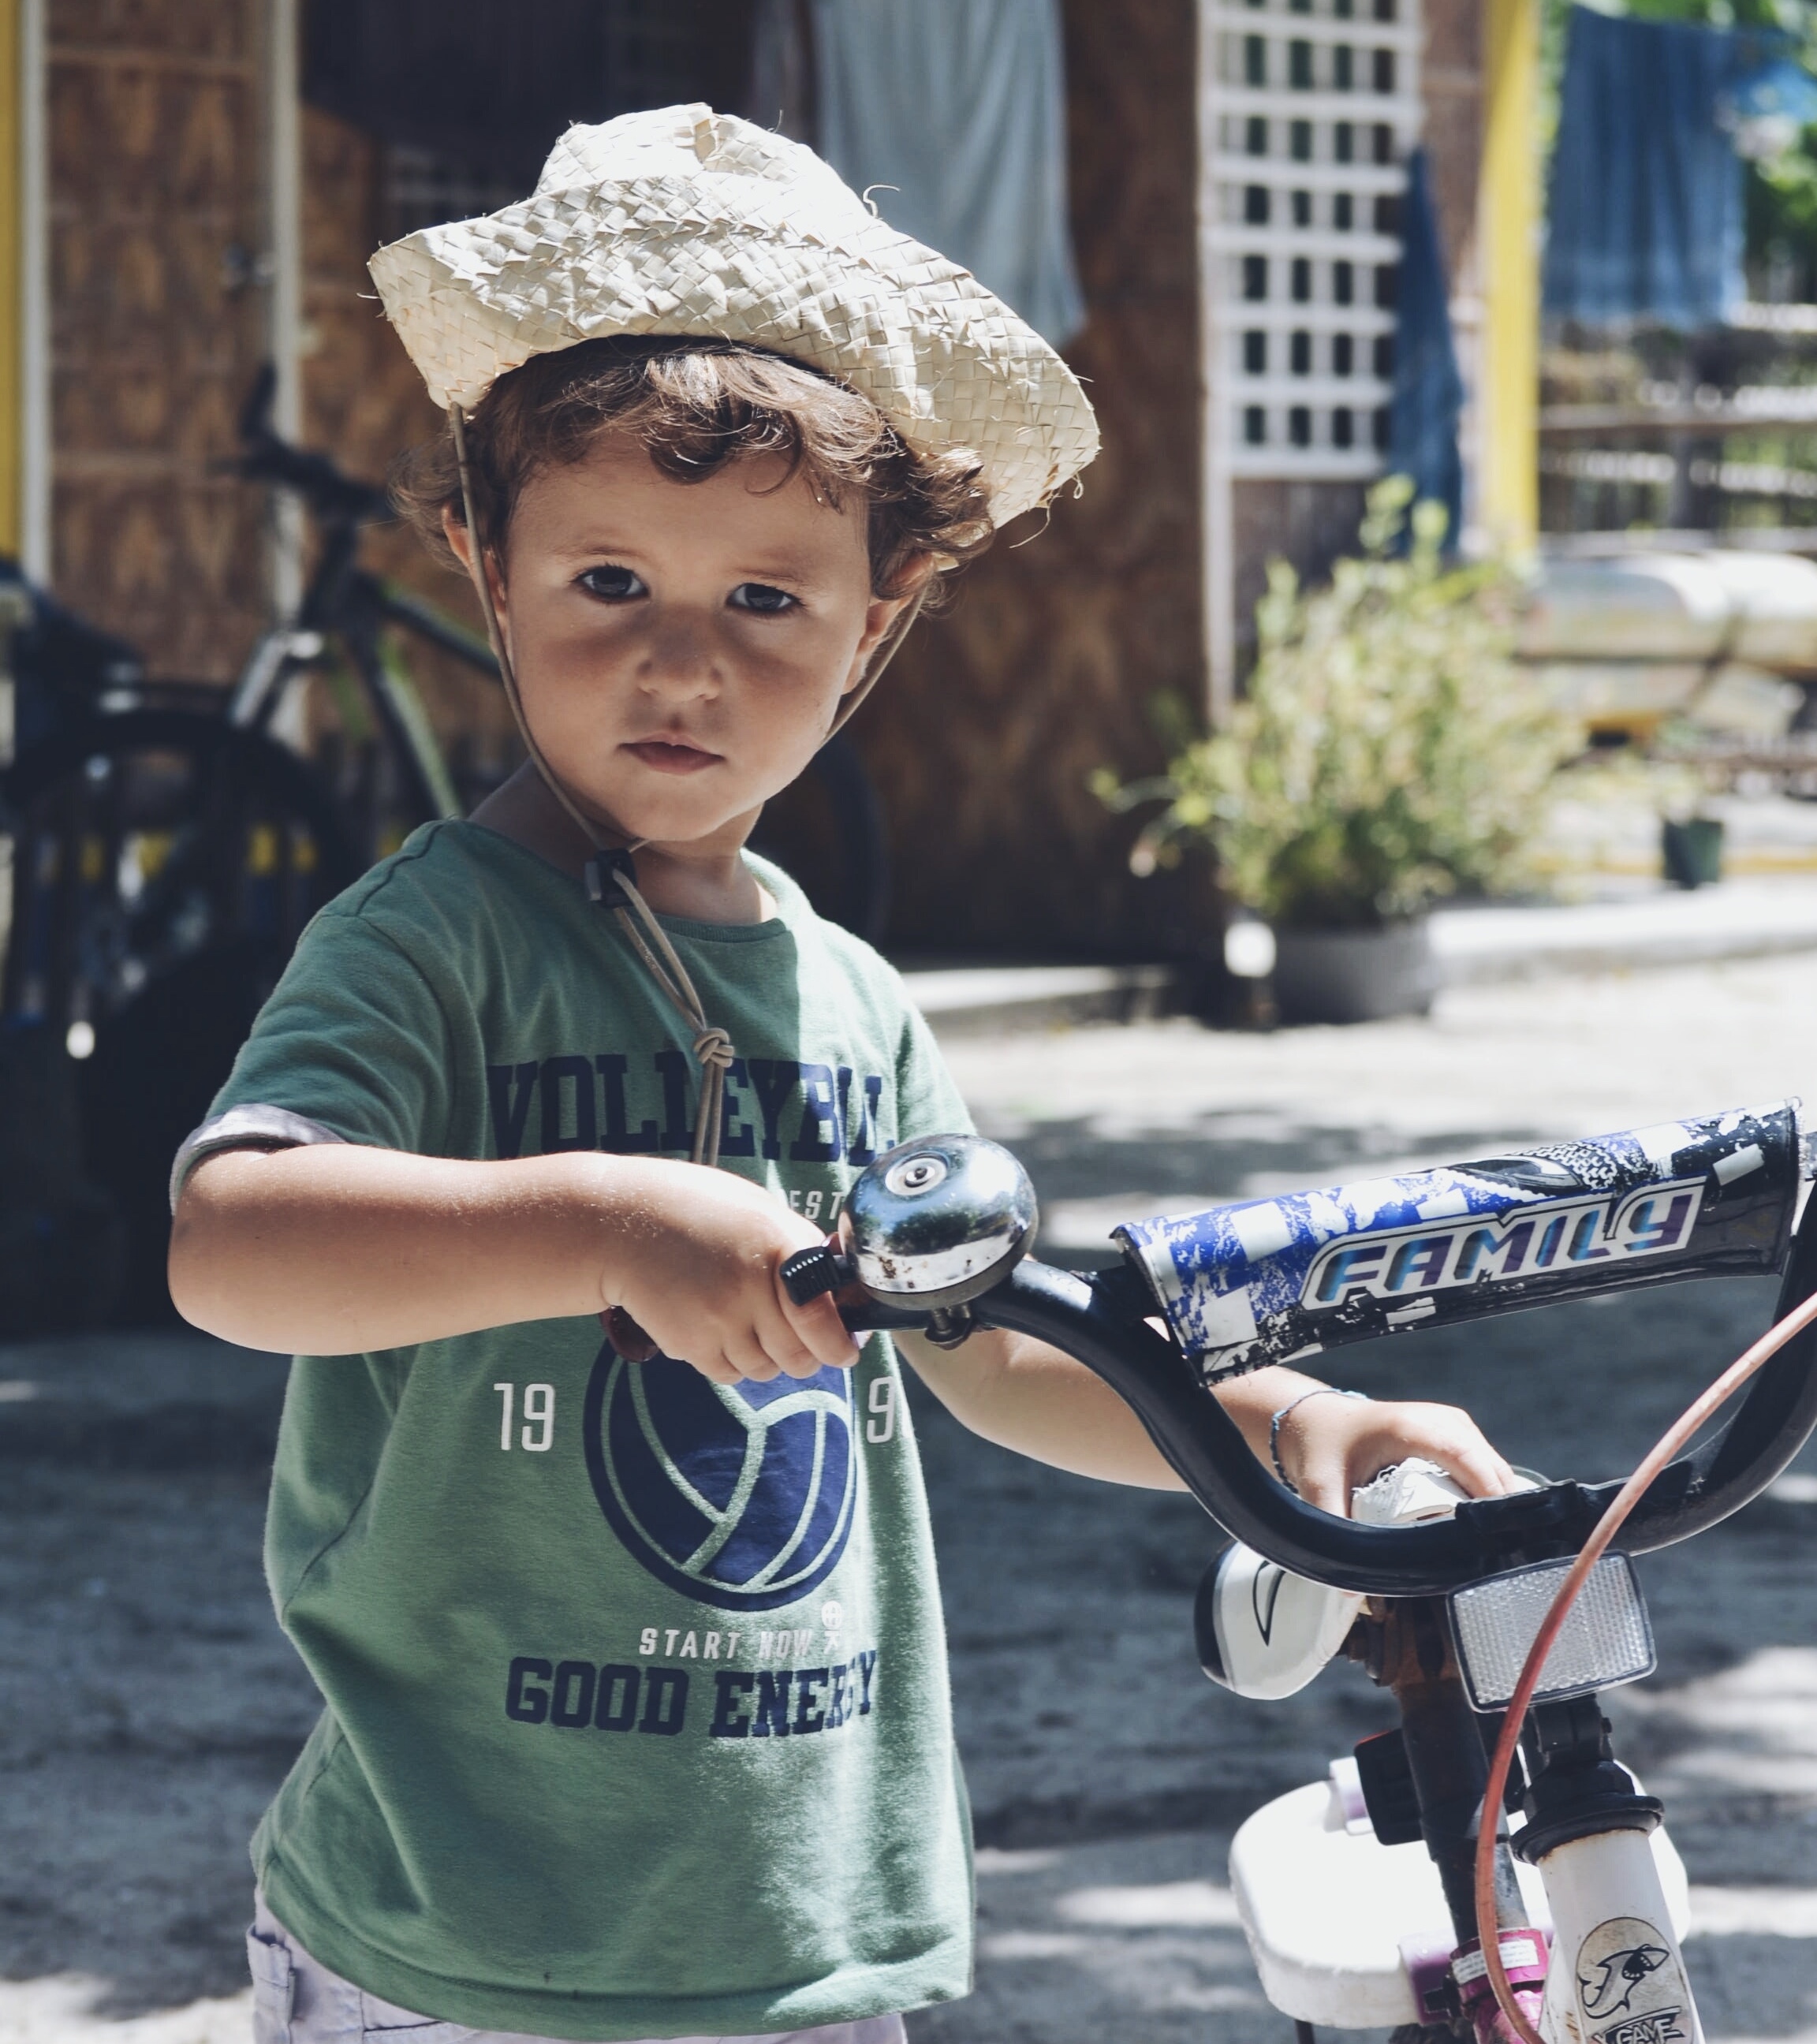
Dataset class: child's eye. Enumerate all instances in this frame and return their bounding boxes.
[729,583,799,615]
[578,565,647,602]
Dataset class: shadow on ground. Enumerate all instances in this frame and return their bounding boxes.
[3,1278,1816,2040]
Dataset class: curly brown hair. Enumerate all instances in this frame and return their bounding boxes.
[390,336,994,604]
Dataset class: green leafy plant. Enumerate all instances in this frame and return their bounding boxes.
[1094,479,1580,930]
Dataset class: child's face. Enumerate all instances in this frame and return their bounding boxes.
[483,430,916,850]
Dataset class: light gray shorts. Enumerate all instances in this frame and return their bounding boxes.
[247,1892,909,2044]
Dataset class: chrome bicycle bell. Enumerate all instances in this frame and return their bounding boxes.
[838,1134,1039,1310]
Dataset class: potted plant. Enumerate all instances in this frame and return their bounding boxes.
[1095,480,1578,1023]
[1647,724,1727,890]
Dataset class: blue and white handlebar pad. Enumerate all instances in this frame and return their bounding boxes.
[1114,1102,1807,1380]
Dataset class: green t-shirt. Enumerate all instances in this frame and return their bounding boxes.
[195,822,976,2040]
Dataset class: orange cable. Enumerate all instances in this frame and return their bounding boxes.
[1475,1285,1817,2042]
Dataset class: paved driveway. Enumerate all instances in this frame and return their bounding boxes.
[6,953,1817,2044]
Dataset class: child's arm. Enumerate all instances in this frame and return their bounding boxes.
[170,1143,857,1382]
[900,1329,1516,1510]
[172,1145,1511,1508]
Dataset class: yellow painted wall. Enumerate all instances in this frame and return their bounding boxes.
[0,0,17,559]
[1479,0,1539,549]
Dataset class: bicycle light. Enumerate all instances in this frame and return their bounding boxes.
[838,1134,1038,1309]
[1448,1553,1655,1712]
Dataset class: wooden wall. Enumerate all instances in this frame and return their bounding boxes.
[852,0,1211,957]
[298,107,513,772]
[1421,0,1483,285]
[39,8,509,724]
[46,0,270,681]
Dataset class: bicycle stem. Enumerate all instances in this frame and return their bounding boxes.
[1344,1600,1546,2042]
[1370,1602,1529,1942]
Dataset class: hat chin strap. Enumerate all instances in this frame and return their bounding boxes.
[826,580,928,737]
[449,404,737,1170]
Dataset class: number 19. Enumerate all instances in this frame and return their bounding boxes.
[493,1382,555,1452]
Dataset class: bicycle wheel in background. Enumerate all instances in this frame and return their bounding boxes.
[2,711,360,1322]
[747,733,891,945]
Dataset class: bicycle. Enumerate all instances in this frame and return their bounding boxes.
[0,375,520,1316]
[757,1100,1817,2044]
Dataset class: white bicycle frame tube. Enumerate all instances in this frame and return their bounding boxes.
[1533,1827,1702,2044]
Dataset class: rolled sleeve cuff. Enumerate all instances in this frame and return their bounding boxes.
[169,1106,349,1214]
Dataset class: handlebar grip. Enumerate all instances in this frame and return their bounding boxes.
[780,1242,853,1306]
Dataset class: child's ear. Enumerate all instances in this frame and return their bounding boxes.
[442,506,509,622]
[441,503,476,575]
[842,557,935,698]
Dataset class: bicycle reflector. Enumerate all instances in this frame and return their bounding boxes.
[1447,1554,1656,1713]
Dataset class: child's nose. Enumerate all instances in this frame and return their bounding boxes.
[634,614,723,696]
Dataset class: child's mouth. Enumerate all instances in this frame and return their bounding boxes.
[623,739,721,775]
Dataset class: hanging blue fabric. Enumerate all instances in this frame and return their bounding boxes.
[1386,148,1464,548]
[1543,7,1752,328]
[809,0,1086,349]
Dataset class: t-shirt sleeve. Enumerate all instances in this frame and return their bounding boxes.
[893,1000,976,1145]
[171,907,456,1205]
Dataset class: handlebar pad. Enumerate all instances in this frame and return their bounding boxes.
[1116,1102,1804,1382]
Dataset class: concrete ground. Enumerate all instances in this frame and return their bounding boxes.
[9,952,1817,2043]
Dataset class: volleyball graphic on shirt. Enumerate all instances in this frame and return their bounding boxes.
[584,1345,858,1611]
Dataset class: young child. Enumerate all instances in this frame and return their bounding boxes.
[169,106,1513,2044]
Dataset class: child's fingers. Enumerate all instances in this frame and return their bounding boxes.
[1283,1397,1518,1513]
[761,1319,837,1379]
[1440,1438,1519,1500]
[1365,1402,1517,1501]
[774,1274,861,1371]
[681,1347,747,1386]
[721,1332,782,1382]
[673,1315,845,1388]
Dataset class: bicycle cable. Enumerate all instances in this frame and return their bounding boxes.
[1474,1281,1817,2043]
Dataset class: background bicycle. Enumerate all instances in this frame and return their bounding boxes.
[0,371,891,1326]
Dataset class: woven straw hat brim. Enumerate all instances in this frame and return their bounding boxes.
[368,105,1098,528]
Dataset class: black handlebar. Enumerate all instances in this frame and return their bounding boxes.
[234,364,387,524]
[229,365,501,688]
[853,1197,1817,1595]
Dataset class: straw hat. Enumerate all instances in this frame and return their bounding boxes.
[368,103,1098,527]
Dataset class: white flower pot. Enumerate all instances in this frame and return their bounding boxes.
[1272,918,1438,1024]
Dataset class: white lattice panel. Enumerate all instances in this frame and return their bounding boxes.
[1205,0,1420,479]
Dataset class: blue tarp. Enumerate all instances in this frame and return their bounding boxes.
[1386,148,1464,546]
[1543,7,1752,328]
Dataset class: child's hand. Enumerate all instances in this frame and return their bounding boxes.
[1275,1387,1517,1516]
[599,1160,858,1386]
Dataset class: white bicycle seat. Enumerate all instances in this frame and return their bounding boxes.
[1229,1769,1691,2028]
